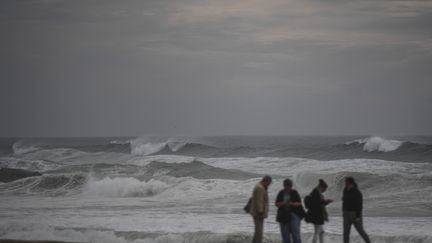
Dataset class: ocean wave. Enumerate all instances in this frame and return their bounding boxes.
[347,136,404,152]
[82,177,170,197]
[0,157,61,172]
[7,136,432,162]
[0,173,87,196]
[142,160,262,180]
[80,174,261,200]
[130,136,187,156]
[12,140,40,155]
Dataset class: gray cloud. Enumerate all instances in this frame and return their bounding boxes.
[0,0,431,136]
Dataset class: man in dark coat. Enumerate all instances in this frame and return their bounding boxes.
[342,177,371,243]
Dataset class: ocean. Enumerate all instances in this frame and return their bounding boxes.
[0,136,431,243]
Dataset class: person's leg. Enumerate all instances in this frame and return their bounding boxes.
[343,211,354,243]
[318,225,324,243]
[252,216,264,243]
[280,223,291,243]
[290,213,301,243]
[317,224,324,243]
[252,216,257,243]
[312,224,324,243]
[353,217,371,243]
[311,224,318,243]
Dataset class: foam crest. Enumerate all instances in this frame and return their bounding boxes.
[131,142,167,156]
[12,140,40,155]
[83,177,170,197]
[0,173,87,196]
[130,136,195,156]
[0,157,60,171]
[349,136,404,152]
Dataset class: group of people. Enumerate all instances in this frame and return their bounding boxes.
[249,176,371,243]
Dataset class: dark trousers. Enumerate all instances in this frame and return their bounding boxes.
[252,216,264,243]
[280,213,302,243]
[343,211,371,243]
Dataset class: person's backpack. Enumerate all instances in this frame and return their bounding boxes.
[243,198,252,213]
[304,194,312,209]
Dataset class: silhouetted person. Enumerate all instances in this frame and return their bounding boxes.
[275,179,306,243]
[306,179,333,243]
[250,175,272,243]
[342,177,371,243]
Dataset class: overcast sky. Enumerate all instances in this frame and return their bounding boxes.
[1,0,431,137]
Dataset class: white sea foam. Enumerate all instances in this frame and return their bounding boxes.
[130,136,192,156]
[131,142,167,156]
[201,156,430,177]
[80,174,258,201]
[82,177,170,197]
[0,157,60,171]
[1,217,432,243]
[348,136,404,152]
[12,140,40,155]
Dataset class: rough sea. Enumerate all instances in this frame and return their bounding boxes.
[1,136,432,243]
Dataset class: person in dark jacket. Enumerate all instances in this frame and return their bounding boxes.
[342,177,371,243]
[306,179,333,243]
[275,179,306,243]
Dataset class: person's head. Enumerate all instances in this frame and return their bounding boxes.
[261,175,272,188]
[318,179,328,193]
[345,177,356,189]
[283,178,293,191]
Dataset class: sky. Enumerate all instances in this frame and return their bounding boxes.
[1,0,431,137]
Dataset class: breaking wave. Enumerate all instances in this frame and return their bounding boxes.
[130,136,197,156]
[5,136,432,162]
[82,177,170,197]
[12,140,40,155]
[0,173,87,196]
[347,136,404,152]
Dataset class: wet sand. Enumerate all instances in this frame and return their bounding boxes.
[0,240,85,243]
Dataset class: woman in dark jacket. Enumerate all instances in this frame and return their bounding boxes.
[305,179,333,243]
[275,179,306,243]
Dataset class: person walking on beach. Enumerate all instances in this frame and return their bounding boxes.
[250,175,272,243]
[275,179,306,243]
[305,179,333,243]
[342,177,371,243]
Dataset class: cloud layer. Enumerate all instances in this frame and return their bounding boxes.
[1,0,431,136]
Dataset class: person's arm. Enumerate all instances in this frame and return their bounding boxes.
[310,189,321,208]
[355,191,363,218]
[253,186,265,215]
[290,190,302,207]
[320,190,333,205]
[275,191,285,208]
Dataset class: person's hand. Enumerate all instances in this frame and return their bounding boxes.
[290,202,302,207]
[276,201,286,207]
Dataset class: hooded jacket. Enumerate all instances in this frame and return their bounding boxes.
[306,187,329,225]
[342,184,363,218]
[250,182,269,218]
